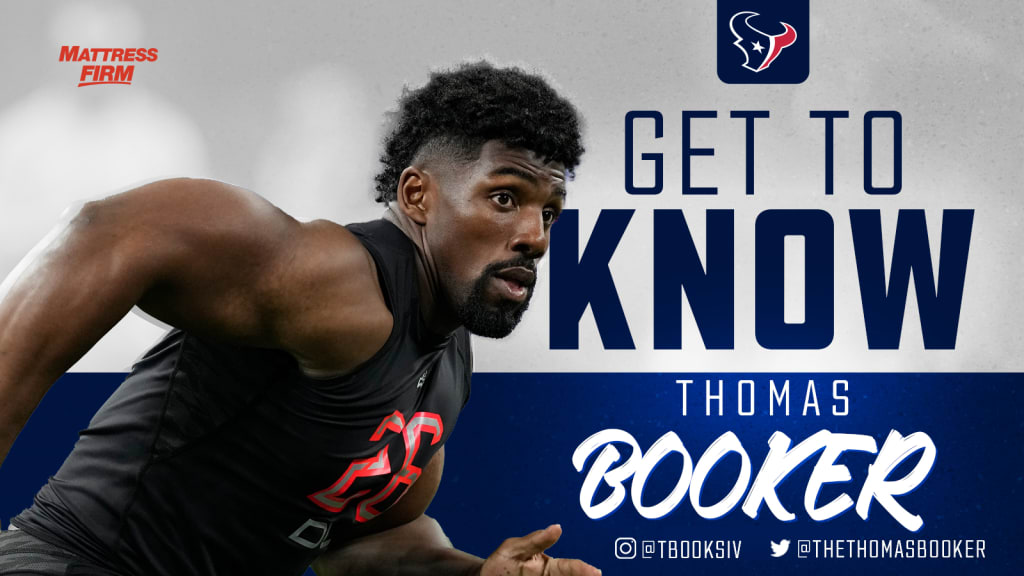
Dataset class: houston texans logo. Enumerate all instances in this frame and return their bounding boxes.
[729,11,797,72]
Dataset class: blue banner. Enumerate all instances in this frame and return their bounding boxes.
[3,373,1020,574]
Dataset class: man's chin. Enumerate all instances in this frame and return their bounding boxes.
[460,296,531,339]
[464,322,517,339]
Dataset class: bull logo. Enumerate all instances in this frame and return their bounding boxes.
[729,11,797,72]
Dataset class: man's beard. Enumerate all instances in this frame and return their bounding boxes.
[453,258,535,338]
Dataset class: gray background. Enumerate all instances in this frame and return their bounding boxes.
[0,0,1019,371]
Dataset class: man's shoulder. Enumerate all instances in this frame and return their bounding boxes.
[268,218,396,377]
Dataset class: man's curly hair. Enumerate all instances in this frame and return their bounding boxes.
[374,61,584,202]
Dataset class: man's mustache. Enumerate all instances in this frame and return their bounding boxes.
[482,257,538,288]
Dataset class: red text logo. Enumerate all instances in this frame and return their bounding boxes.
[58,46,159,87]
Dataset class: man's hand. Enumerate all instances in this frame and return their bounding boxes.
[480,525,600,576]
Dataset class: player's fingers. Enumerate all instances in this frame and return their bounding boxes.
[500,524,562,558]
[544,557,602,576]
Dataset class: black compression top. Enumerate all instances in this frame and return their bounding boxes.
[13,219,472,576]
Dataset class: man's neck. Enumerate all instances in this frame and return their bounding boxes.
[382,207,460,338]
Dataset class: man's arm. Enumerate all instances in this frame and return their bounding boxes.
[312,514,480,576]
[312,449,600,576]
[314,517,600,576]
[0,178,391,469]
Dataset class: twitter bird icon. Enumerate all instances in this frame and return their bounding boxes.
[770,540,790,557]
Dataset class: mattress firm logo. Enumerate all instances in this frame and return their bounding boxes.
[58,46,159,87]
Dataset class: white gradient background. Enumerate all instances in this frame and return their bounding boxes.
[0,1,1020,372]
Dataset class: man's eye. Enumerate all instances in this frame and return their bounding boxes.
[493,192,514,207]
[543,209,559,224]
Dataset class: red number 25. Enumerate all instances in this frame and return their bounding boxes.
[307,410,443,523]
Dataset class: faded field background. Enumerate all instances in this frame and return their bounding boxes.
[0,0,1020,372]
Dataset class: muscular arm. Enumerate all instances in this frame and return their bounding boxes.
[0,178,390,469]
[314,516,598,576]
[312,448,481,576]
[313,514,482,576]
[312,449,599,576]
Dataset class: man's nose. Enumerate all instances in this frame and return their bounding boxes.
[509,208,547,257]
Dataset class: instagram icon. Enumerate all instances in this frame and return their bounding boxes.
[614,537,637,559]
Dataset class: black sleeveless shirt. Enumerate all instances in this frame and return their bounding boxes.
[13,219,472,576]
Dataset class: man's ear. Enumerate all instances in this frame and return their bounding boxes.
[395,166,433,225]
